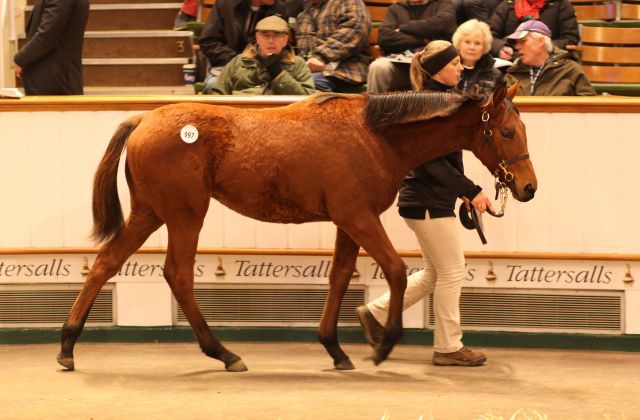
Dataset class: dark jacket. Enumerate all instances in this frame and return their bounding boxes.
[14,0,89,95]
[211,43,315,95]
[505,46,596,96]
[457,53,502,93]
[489,0,580,56]
[398,79,482,219]
[199,0,286,68]
[379,0,457,54]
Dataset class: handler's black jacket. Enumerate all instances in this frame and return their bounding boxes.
[14,0,89,95]
[398,79,482,219]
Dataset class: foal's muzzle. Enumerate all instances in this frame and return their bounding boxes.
[522,184,536,202]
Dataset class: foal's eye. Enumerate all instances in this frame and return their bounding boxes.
[501,129,514,139]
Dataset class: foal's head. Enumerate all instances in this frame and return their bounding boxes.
[469,81,537,202]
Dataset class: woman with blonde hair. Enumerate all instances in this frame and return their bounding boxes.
[358,40,493,366]
[452,19,502,93]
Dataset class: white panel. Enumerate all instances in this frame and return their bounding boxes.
[613,115,640,253]
[61,112,95,246]
[515,112,553,252]
[287,223,321,248]
[256,221,288,248]
[383,198,418,251]
[223,207,256,247]
[625,290,640,334]
[199,199,225,247]
[28,112,64,246]
[0,112,31,246]
[116,282,173,326]
[319,221,336,249]
[581,114,619,253]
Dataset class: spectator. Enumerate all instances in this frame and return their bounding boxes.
[211,15,315,94]
[199,0,286,93]
[14,0,89,95]
[358,40,493,367]
[367,0,457,93]
[503,20,596,96]
[452,19,502,93]
[489,0,579,61]
[174,0,198,30]
[454,0,500,24]
[295,0,371,92]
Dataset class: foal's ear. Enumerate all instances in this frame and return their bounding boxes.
[491,81,508,105]
[507,80,519,101]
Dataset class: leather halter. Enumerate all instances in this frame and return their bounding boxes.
[481,110,530,181]
[481,109,530,217]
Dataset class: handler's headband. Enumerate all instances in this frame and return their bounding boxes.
[421,45,460,77]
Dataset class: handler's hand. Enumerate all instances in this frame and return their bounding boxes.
[15,65,23,79]
[471,191,494,214]
[306,57,325,72]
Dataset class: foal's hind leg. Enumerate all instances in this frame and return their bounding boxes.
[58,208,162,370]
[318,228,360,370]
[339,215,407,365]
[164,221,247,372]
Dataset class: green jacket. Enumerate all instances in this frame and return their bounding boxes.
[505,47,596,96]
[211,43,316,95]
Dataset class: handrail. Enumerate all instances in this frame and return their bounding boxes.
[1,247,639,261]
[1,95,640,112]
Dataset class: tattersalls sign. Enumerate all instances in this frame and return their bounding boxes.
[0,254,635,291]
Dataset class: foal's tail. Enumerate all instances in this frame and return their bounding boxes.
[91,115,142,243]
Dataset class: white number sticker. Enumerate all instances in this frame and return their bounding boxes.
[180,125,199,143]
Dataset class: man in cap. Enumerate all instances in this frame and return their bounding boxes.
[198,0,286,93]
[211,15,315,94]
[503,20,595,96]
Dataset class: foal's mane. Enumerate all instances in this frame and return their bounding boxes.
[363,91,469,131]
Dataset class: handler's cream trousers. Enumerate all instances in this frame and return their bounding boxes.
[366,215,464,353]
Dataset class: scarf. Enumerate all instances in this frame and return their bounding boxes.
[514,0,547,21]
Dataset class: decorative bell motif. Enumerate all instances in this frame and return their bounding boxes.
[485,261,497,281]
[80,256,91,278]
[351,266,361,278]
[214,257,226,276]
[623,263,634,283]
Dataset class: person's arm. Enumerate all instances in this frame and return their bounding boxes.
[573,68,597,96]
[378,7,423,53]
[313,0,370,63]
[198,3,238,67]
[552,0,580,50]
[397,0,456,40]
[422,157,482,200]
[489,0,510,56]
[270,57,316,95]
[209,58,237,95]
[14,0,75,69]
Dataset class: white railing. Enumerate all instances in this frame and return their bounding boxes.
[1,0,17,87]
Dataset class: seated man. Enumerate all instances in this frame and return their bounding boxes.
[504,20,596,96]
[211,15,315,94]
[198,0,286,93]
[295,0,371,92]
[367,0,456,93]
[489,0,579,61]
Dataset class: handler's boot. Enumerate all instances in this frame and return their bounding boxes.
[433,347,487,366]
[356,305,384,348]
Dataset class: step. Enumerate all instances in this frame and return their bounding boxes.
[18,31,194,59]
[25,3,182,31]
[82,58,189,86]
[83,85,196,95]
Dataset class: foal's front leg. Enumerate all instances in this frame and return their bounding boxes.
[318,228,360,370]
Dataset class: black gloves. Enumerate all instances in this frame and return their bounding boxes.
[261,53,283,80]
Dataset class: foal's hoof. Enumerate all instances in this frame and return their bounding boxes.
[57,353,75,371]
[334,358,355,370]
[225,358,248,372]
[373,345,393,366]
